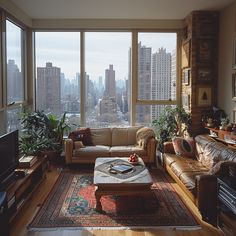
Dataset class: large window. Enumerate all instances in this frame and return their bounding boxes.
[85,32,131,127]
[137,32,177,125]
[6,20,25,104]
[34,31,178,128]
[35,32,80,127]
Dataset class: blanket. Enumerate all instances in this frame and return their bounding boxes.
[136,127,156,149]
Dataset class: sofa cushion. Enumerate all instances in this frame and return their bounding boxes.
[68,128,94,146]
[195,135,215,161]
[73,145,110,158]
[172,137,196,158]
[112,128,128,146]
[127,126,142,145]
[163,153,181,166]
[179,171,208,194]
[219,147,236,162]
[201,141,226,169]
[170,158,209,178]
[74,141,85,149]
[91,128,112,146]
[110,145,147,157]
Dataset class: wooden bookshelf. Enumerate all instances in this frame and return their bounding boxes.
[6,156,48,222]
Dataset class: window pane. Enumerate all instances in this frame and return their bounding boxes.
[6,108,21,133]
[85,32,131,127]
[138,33,177,101]
[35,32,80,125]
[6,20,24,103]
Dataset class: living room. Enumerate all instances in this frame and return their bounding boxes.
[0,0,236,235]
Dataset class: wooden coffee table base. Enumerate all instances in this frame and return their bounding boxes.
[94,184,153,212]
[94,157,153,212]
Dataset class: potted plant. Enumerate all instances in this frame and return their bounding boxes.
[152,105,191,153]
[19,108,70,159]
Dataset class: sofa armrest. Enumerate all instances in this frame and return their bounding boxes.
[146,138,158,164]
[64,138,73,164]
[163,141,175,154]
[195,174,217,226]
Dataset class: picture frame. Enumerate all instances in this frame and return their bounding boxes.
[182,40,190,68]
[197,68,212,82]
[182,68,190,85]
[233,109,236,123]
[232,71,236,101]
[197,87,212,107]
[182,94,190,111]
[233,37,236,69]
[197,39,213,64]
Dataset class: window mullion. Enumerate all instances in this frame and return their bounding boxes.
[80,31,85,126]
[131,30,138,126]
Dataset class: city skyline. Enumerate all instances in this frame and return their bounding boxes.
[35,32,176,82]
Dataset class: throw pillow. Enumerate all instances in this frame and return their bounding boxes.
[172,137,196,158]
[74,141,85,149]
[68,128,94,146]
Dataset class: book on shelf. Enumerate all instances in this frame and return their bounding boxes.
[19,156,37,168]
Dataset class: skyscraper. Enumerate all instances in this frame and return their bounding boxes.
[151,48,171,119]
[104,64,116,98]
[7,59,23,102]
[137,42,152,124]
[37,62,61,116]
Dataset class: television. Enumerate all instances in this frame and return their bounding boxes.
[0,130,19,190]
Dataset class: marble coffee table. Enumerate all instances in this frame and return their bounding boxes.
[93,157,153,212]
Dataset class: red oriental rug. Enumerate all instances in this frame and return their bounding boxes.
[28,169,200,230]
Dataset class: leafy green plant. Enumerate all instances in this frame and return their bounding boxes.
[19,108,70,157]
[152,106,191,152]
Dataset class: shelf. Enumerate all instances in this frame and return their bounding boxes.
[6,156,48,223]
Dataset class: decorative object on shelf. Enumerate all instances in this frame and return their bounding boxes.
[182,40,190,68]
[182,94,190,111]
[197,68,212,82]
[201,107,227,128]
[232,71,236,101]
[233,109,236,123]
[233,37,236,69]
[219,118,230,130]
[197,86,212,107]
[197,39,213,64]
[182,68,190,85]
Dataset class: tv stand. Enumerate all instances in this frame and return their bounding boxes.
[6,156,48,222]
[0,172,16,191]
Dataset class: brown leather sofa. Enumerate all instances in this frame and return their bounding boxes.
[163,134,236,225]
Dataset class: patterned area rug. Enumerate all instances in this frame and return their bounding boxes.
[29,169,200,230]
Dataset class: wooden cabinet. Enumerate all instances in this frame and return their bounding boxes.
[6,156,48,222]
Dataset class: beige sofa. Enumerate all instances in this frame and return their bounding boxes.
[65,127,157,165]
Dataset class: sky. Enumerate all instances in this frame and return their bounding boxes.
[10,29,177,82]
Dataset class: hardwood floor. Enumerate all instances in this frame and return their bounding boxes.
[10,165,224,236]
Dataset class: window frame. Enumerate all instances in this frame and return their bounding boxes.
[0,12,28,134]
[33,29,181,127]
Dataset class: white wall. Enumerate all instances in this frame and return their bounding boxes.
[218,1,236,121]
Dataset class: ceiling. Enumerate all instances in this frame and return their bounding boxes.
[10,0,235,20]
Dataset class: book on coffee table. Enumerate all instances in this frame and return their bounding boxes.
[110,164,133,174]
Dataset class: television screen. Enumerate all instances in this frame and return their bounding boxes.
[0,130,19,187]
